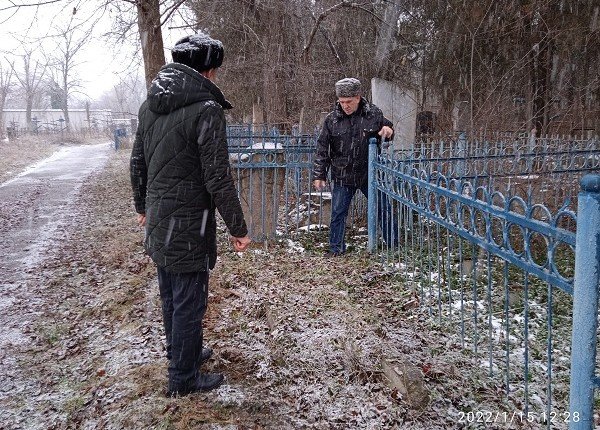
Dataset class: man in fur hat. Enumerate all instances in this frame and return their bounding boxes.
[130,33,251,396]
[313,77,396,256]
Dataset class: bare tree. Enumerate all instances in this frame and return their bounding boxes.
[103,0,202,89]
[113,0,189,89]
[44,16,93,131]
[0,58,14,139]
[183,0,600,137]
[138,0,167,89]
[10,48,46,131]
[4,0,186,92]
[95,71,146,116]
[4,0,598,136]
[187,0,412,128]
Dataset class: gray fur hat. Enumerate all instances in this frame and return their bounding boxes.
[335,78,362,97]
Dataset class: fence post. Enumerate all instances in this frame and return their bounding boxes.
[457,132,466,178]
[368,137,378,253]
[113,128,120,151]
[569,174,600,429]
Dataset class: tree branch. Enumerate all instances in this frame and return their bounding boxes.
[302,1,370,63]
[160,0,187,27]
[0,0,64,12]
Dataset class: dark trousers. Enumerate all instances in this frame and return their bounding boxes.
[157,267,209,390]
[330,183,398,253]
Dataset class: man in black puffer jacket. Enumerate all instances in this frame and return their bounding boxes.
[313,78,396,255]
[130,33,251,396]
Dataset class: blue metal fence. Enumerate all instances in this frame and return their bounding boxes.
[569,175,600,429]
[226,124,367,241]
[368,136,600,429]
[225,124,600,428]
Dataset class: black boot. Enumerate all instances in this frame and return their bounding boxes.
[167,372,224,397]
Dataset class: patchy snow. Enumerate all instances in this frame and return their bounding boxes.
[515,174,540,180]
[172,33,224,52]
[214,384,246,406]
[0,147,65,187]
[249,141,284,150]
[297,224,328,231]
[1,145,568,428]
[232,141,285,162]
[0,142,112,428]
[285,239,305,253]
[303,191,332,199]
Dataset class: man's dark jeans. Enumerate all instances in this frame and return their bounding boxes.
[157,267,208,390]
[330,183,398,254]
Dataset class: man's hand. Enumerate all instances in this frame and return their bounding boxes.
[231,235,252,252]
[378,125,394,140]
[137,213,146,227]
[313,179,327,192]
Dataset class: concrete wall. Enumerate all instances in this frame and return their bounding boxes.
[2,109,114,132]
[371,78,418,150]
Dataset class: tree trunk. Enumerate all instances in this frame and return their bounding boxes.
[137,0,165,89]
[63,106,71,132]
[25,98,33,132]
[0,94,5,139]
[531,40,551,137]
[375,2,401,76]
[62,73,70,132]
[85,101,91,133]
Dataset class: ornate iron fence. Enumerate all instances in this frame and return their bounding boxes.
[367,136,600,430]
[226,124,366,241]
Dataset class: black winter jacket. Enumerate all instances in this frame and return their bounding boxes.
[130,62,247,273]
[313,98,393,188]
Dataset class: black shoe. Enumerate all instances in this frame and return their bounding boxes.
[167,372,225,397]
[195,372,224,391]
[201,347,213,363]
[324,250,341,257]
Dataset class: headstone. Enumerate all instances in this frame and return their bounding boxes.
[287,192,332,229]
[381,356,429,411]
[371,78,418,150]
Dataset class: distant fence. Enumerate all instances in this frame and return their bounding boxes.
[2,109,136,140]
[368,134,600,429]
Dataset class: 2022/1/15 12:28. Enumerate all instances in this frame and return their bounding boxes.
[457,410,581,425]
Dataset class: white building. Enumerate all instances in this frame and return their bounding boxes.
[2,109,115,132]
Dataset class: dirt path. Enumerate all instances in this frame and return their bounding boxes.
[0,143,111,429]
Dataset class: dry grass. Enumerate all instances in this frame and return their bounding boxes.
[0,136,60,183]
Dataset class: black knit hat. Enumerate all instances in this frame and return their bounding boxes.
[172,33,224,72]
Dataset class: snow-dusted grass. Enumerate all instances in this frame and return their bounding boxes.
[5,148,588,429]
[0,136,61,184]
[379,239,579,429]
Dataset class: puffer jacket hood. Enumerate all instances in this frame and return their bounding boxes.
[147,62,232,114]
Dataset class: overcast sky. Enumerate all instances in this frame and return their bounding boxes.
[0,0,193,100]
